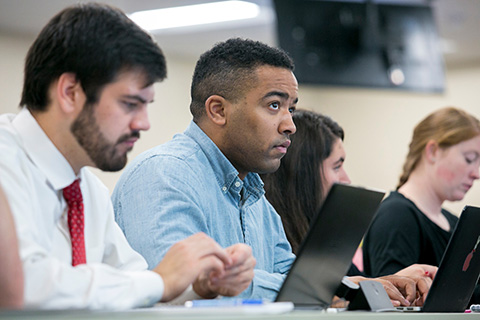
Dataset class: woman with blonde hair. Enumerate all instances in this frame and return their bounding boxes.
[363,107,480,277]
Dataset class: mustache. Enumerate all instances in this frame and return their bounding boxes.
[117,131,140,144]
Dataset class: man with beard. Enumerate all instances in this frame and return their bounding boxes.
[0,3,254,310]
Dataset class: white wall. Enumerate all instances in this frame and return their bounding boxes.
[0,34,26,113]
[1,32,479,215]
[300,64,480,215]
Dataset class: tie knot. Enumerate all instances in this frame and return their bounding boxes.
[63,179,82,204]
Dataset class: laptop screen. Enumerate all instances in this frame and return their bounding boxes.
[422,205,480,312]
[275,183,385,308]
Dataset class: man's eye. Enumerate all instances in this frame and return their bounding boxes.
[269,102,279,110]
[124,101,138,109]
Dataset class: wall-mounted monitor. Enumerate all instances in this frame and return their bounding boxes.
[273,0,445,92]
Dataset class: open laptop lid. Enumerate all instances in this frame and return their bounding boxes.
[275,183,385,308]
[422,205,480,312]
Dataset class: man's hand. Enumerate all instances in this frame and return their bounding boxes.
[152,233,232,302]
[394,264,437,305]
[348,264,437,307]
[348,275,415,307]
[376,275,416,307]
[193,243,256,298]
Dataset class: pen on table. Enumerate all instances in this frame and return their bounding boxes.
[185,299,264,308]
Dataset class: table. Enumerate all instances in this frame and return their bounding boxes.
[0,309,478,320]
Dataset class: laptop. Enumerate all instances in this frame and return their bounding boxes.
[275,183,385,309]
[398,205,480,313]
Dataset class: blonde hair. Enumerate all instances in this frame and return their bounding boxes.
[397,107,480,189]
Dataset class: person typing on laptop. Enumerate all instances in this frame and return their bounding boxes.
[262,109,437,307]
[0,3,255,310]
[112,39,430,306]
[362,107,480,303]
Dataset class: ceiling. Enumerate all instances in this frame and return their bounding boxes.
[0,0,479,66]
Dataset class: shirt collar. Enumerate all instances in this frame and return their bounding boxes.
[184,121,264,197]
[12,108,78,190]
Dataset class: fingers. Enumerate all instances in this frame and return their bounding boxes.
[192,257,228,299]
[391,276,416,304]
[331,296,348,308]
[184,233,232,266]
[414,276,432,305]
[211,258,255,283]
[224,256,256,276]
[205,245,256,297]
[225,243,253,267]
[376,275,419,306]
[358,277,410,306]
[393,264,436,306]
[361,272,433,308]
[376,278,410,306]
[211,259,255,293]
[197,255,227,278]
[218,243,255,279]
[155,233,233,301]
[208,268,254,297]
[211,271,253,292]
[157,235,256,301]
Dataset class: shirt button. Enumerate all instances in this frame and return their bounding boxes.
[222,186,227,192]
[234,182,241,188]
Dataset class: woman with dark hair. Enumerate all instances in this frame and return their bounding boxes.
[262,109,436,306]
[262,109,348,254]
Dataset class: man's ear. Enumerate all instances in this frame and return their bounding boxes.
[56,73,84,115]
[204,95,228,126]
[425,140,439,163]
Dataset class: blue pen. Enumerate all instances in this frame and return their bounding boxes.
[185,299,264,308]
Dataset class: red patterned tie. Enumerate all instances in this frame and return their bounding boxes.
[63,179,86,266]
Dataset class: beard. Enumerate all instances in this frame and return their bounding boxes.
[71,103,139,172]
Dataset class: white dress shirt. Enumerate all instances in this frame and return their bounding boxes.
[0,109,164,310]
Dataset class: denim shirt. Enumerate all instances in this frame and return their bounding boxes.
[112,121,295,300]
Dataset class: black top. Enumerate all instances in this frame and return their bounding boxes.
[362,191,458,277]
[347,263,363,276]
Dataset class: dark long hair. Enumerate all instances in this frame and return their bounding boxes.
[262,109,344,253]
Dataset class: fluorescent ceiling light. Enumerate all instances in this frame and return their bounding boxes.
[129,1,260,31]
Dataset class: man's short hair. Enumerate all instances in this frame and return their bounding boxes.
[21,3,167,111]
[190,38,294,121]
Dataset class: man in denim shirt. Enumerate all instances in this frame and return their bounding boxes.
[113,38,438,305]
[112,38,297,300]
